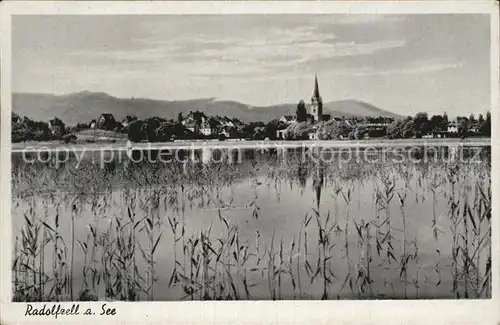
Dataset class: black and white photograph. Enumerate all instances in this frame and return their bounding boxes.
[1,1,499,324]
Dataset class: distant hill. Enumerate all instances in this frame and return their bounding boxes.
[12,91,402,125]
[323,100,402,118]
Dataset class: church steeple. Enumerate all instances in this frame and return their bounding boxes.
[313,73,320,99]
[310,73,323,122]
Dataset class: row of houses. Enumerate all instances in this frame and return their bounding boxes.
[26,113,136,137]
[37,112,241,139]
[181,112,242,137]
[276,115,474,140]
[276,115,392,140]
[279,115,380,128]
[88,113,138,131]
[42,114,136,138]
[12,113,68,136]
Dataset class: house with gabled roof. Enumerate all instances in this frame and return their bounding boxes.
[280,115,297,124]
[97,113,117,130]
[12,113,23,125]
[220,116,235,127]
[48,117,65,137]
[200,118,221,136]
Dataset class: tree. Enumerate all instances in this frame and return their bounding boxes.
[317,121,344,140]
[387,120,402,139]
[75,123,89,131]
[400,117,415,139]
[128,120,146,142]
[239,124,254,139]
[413,112,430,138]
[143,117,165,142]
[457,117,470,139]
[469,113,476,125]
[287,122,314,140]
[265,119,287,140]
[479,111,491,136]
[11,117,51,142]
[429,115,445,134]
[296,99,307,122]
[355,127,368,140]
[253,126,266,140]
[478,113,485,125]
[62,133,77,144]
[441,112,449,132]
[154,122,177,142]
[485,111,491,136]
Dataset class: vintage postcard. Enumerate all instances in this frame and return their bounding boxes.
[0,1,499,324]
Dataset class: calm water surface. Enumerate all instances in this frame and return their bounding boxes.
[12,146,491,300]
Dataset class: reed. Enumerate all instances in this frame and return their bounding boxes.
[339,191,355,296]
[11,147,492,301]
[397,190,408,299]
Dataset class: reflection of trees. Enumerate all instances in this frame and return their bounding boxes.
[312,162,325,210]
[297,162,308,190]
[15,146,491,210]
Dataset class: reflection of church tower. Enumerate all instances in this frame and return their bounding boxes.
[310,74,323,122]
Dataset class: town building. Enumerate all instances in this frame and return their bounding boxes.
[357,122,391,128]
[48,117,65,137]
[182,111,207,133]
[308,125,320,140]
[276,128,288,139]
[469,122,479,134]
[220,117,235,128]
[280,116,297,124]
[185,125,196,133]
[12,113,23,125]
[447,121,458,134]
[309,74,331,122]
[97,113,117,130]
[310,74,322,122]
[308,132,319,140]
[182,111,207,126]
[219,127,231,138]
[344,119,356,128]
[200,121,212,136]
[199,118,220,136]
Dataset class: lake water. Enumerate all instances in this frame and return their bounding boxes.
[11,144,492,300]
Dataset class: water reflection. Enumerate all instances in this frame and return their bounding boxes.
[11,145,492,301]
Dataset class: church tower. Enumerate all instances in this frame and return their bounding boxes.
[310,74,323,122]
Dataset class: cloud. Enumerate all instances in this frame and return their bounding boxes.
[327,15,406,25]
[65,17,407,81]
[235,57,463,84]
[12,14,489,116]
[69,48,168,62]
[344,59,463,77]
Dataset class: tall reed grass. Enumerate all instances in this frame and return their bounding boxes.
[11,147,492,301]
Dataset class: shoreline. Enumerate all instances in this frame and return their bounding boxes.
[10,137,492,152]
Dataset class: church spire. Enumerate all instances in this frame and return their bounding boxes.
[310,73,323,122]
[313,73,320,99]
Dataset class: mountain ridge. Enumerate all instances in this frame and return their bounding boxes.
[12,91,403,125]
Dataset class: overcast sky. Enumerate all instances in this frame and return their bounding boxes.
[13,14,490,116]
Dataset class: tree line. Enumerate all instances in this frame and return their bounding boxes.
[288,103,491,140]
[11,109,491,143]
